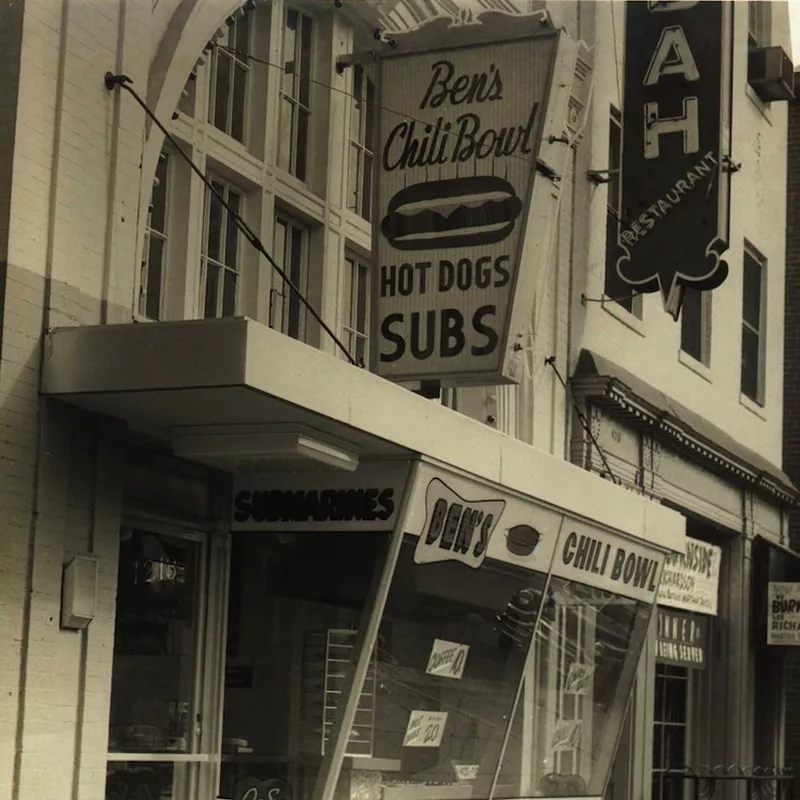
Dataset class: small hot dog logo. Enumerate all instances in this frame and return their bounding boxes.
[381,176,522,251]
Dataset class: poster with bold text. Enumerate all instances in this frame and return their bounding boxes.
[426,639,469,679]
[372,36,557,382]
[768,583,800,645]
[403,710,448,747]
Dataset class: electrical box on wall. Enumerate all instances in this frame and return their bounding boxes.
[61,556,98,630]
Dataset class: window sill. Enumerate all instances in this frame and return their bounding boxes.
[599,295,645,337]
[678,349,712,383]
[740,391,767,421]
[746,81,773,125]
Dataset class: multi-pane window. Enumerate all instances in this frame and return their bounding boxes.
[651,664,689,800]
[342,253,370,365]
[140,152,169,320]
[208,11,251,142]
[741,247,766,403]
[271,212,309,340]
[680,288,710,365]
[278,9,313,181]
[201,179,241,319]
[604,107,640,317]
[348,66,375,220]
[748,0,771,47]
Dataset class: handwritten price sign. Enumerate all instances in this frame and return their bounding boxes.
[425,639,469,680]
[403,710,448,748]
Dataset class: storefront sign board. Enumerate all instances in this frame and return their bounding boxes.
[551,519,666,604]
[403,462,564,572]
[616,0,733,317]
[655,607,708,668]
[768,582,800,645]
[658,537,721,616]
[231,461,412,532]
[371,28,592,385]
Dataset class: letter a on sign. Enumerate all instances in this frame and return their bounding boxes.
[644,26,700,85]
[615,1,732,319]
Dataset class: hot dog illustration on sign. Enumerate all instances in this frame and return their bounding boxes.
[381,177,523,251]
[413,478,505,568]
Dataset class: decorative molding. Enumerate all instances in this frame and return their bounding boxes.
[571,376,799,508]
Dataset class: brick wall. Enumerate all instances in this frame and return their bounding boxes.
[783,79,800,776]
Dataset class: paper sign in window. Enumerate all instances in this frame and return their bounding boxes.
[551,720,582,752]
[564,662,594,695]
[425,639,469,680]
[403,710,448,748]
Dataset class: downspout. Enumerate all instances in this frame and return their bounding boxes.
[563,0,581,463]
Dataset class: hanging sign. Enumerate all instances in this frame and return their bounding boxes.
[616,0,733,318]
[371,20,593,385]
[768,582,800,645]
[658,537,721,616]
[655,607,708,668]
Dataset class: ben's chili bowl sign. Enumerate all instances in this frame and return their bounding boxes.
[372,35,558,384]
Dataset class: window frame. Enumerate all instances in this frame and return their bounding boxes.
[651,663,692,800]
[207,11,252,143]
[342,251,370,366]
[106,525,229,800]
[139,151,171,321]
[741,244,767,405]
[679,287,712,366]
[347,65,375,221]
[200,177,243,320]
[604,105,642,319]
[748,0,771,48]
[271,210,310,340]
[278,7,314,181]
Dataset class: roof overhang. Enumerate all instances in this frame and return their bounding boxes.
[571,349,800,507]
[41,317,684,553]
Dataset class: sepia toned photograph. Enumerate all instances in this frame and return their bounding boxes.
[2,2,800,800]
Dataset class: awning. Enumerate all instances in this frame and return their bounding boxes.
[571,349,799,506]
[41,317,684,554]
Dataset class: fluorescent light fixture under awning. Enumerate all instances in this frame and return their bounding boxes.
[171,430,360,473]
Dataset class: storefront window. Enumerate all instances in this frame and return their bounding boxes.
[107,529,207,799]
[495,578,651,798]
[219,532,390,800]
[651,665,689,800]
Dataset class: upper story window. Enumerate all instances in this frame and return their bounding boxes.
[271,211,310,340]
[680,288,711,365]
[140,151,170,320]
[604,106,641,318]
[278,9,313,181]
[208,11,251,142]
[741,244,766,404]
[348,66,375,221]
[748,0,771,47]
[201,178,242,319]
[342,252,370,366]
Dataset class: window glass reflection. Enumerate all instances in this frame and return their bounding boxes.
[495,578,651,798]
[219,533,388,800]
[338,536,549,800]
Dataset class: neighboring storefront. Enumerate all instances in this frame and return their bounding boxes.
[571,351,798,800]
[651,538,721,800]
